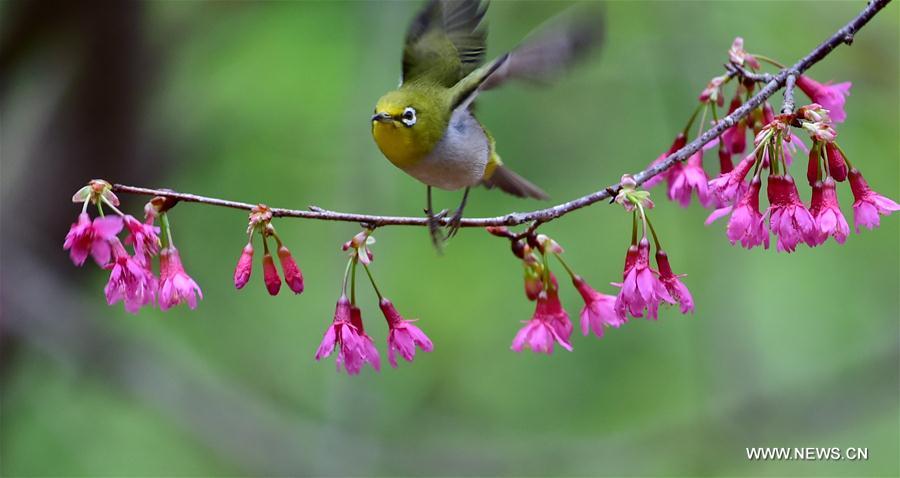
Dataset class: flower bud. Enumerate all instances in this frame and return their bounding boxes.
[262,253,281,296]
[233,243,254,289]
[277,245,304,294]
[824,142,848,182]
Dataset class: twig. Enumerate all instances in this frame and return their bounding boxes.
[781,73,798,114]
[726,63,774,84]
[111,0,891,230]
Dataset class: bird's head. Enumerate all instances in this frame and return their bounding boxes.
[371,89,446,168]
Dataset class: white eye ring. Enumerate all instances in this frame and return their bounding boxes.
[401,107,417,127]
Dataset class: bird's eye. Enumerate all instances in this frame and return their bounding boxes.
[401,107,417,127]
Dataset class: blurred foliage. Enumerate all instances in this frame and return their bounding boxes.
[1,1,897,476]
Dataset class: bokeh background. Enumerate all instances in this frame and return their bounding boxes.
[1,1,897,476]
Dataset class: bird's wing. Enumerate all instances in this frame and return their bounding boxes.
[402,0,488,87]
[450,6,604,109]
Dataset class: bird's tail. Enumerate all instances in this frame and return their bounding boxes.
[482,164,549,200]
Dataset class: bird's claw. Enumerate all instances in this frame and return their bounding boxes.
[426,209,446,253]
[446,208,464,239]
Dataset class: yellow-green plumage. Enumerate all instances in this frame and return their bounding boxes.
[372,0,604,218]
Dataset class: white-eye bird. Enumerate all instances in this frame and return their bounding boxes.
[371,0,604,247]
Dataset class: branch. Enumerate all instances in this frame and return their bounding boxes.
[111,0,891,230]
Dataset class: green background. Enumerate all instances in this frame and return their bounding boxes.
[1,1,897,476]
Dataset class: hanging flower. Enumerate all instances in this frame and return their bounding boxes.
[158,247,203,310]
[63,213,123,267]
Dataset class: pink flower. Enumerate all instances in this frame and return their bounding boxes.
[104,239,156,313]
[158,247,203,310]
[655,251,693,314]
[849,169,900,233]
[644,133,687,189]
[512,288,573,354]
[808,178,849,245]
[709,153,754,204]
[350,305,381,372]
[766,175,817,253]
[277,246,304,294]
[825,142,848,182]
[725,177,770,249]
[123,215,160,266]
[262,252,281,296]
[380,298,433,367]
[667,152,711,207]
[796,76,851,123]
[315,296,368,375]
[63,213,123,266]
[233,243,253,289]
[572,276,623,338]
[614,239,673,320]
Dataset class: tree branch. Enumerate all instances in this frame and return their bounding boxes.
[111,0,891,230]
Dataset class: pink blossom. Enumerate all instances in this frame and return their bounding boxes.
[380,298,433,367]
[644,133,687,189]
[655,251,693,314]
[512,288,573,354]
[808,178,849,245]
[709,153,755,204]
[572,276,623,338]
[63,213,123,266]
[277,246,304,294]
[123,215,160,266]
[667,152,711,207]
[262,253,281,296]
[796,76,851,123]
[315,296,369,375]
[725,177,770,249]
[849,169,900,233]
[104,239,156,313]
[233,243,253,289]
[350,305,381,372]
[158,247,203,310]
[825,143,848,182]
[766,175,817,253]
[614,239,673,320]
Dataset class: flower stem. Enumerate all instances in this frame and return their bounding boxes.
[554,253,577,280]
[636,202,653,245]
[644,211,663,251]
[340,256,353,296]
[631,211,638,246]
[350,256,358,305]
[833,142,854,169]
[682,103,703,136]
[159,213,173,249]
[752,54,785,68]
[100,196,126,217]
[362,263,383,300]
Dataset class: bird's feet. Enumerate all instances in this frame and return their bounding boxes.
[446,206,465,239]
[425,208,448,252]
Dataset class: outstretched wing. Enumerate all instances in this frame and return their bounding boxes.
[450,5,604,110]
[402,0,488,87]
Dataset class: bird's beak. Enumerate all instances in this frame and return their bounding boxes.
[371,112,393,123]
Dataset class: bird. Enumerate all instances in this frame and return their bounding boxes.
[371,0,604,248]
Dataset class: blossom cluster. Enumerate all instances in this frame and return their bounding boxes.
[487,189,693,355]
[232,204,304,295]
[315,230,433,374]
[645,38,897,252]
[64,180,201,313]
